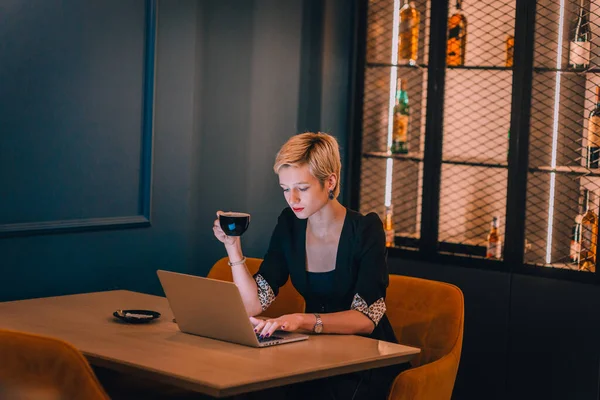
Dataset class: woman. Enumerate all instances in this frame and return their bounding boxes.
[213,132,409,400]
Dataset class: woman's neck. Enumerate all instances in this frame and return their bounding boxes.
[307,201,346,239]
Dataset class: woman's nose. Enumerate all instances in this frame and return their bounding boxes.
[290,191,300,203]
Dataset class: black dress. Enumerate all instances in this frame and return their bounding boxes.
[252,207,411,400]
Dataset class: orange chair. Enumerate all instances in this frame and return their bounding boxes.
[386,275,464,400]
[0,329,109,400]
[208,257,305,318]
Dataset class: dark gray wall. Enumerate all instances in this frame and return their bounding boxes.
[0,0,355,301]
[0,0,203,300]
[189,0,354,276]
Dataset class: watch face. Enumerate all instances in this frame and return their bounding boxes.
[315,324,323,334]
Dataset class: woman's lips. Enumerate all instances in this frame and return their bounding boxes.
[292,207,304,212]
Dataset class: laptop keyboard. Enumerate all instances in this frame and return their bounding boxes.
[256,333,283,343]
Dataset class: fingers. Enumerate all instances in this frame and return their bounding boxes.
[212,223,224,239]
[253,318,266,334]
[213,216,229,237]
[258,319,287,338]
[212,218,227,241]
[259,320,279,338]
[213,212,224,237]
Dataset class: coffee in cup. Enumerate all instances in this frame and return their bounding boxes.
[218,211,251,236]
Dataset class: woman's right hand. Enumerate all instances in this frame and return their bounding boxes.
[213,211,240,247]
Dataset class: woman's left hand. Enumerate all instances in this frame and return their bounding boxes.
[249,314,306,338]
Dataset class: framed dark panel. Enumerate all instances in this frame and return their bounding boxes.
[0,0,156,237]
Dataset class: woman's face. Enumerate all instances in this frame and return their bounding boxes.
[278,164,330,219]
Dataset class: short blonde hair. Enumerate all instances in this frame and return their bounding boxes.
[273,132,342,198]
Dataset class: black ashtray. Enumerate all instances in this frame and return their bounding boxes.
[113,309,161,324]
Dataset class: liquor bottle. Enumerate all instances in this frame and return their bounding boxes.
[569,0,591,69]
[390,78,410,154]
[587,86,600,169]
[383,205,395,247]
[579,189,598,272]
[398,1,420,65]
[486,216,502,259]
[570,192,584,264]
[570,223,582,264]
[447,0,467,67]
[506,35,514,67]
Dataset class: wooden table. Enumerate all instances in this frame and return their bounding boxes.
[0,290,420,397]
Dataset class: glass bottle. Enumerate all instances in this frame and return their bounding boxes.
[570,191,584,264]
[398,1,420,65]
[390,78,410,154]
[587,86,600,169]
[569,0,591,69]
[486,216,502,259]
[506,35,514,67]
[383,205,395,247]
[579,190,598,272]
[447,0,467,67]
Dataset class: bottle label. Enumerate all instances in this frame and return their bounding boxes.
[588,116,600,147]
[486,241,501,259]
[569,41,591,67]
[447,38,464,65]
[570,240,581,262]
[399,20,414,33]
[581,225,593,258]
[398,30,416,60]
[448,26,461,40]
[393,113,409,143]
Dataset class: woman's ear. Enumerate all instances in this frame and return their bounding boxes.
[328,174,338,191]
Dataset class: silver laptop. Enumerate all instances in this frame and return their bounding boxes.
[156,270,309,348]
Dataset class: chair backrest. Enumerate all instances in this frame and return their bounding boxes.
[208,257,305,318]
[386,275,464,368]
[0,329,109,400]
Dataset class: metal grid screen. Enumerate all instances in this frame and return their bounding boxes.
[439,0,516,259]
[361,0,430,249]
[526,0,599,273]
[361,0,516,258]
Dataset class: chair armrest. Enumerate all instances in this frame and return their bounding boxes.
[388,351,460,400]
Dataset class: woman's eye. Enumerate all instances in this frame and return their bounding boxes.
[299,187,309,192]
[282,188,289,193]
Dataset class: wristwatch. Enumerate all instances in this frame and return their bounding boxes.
[313,313,323,334]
